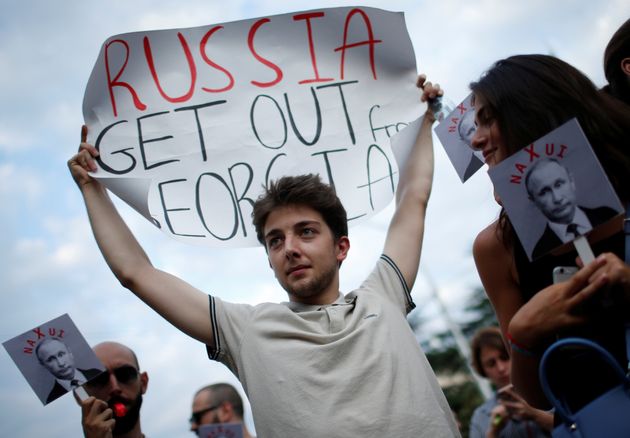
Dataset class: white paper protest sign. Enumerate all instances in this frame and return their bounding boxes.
[82,7,422,247]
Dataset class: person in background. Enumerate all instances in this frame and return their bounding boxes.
[80,341,148,438]
[468,327,552,438]
[190,383,254,437]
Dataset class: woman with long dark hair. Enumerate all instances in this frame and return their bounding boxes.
[469,54,630,409]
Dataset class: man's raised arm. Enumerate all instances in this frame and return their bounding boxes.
[68,126,214,346]
[382,75,441,289]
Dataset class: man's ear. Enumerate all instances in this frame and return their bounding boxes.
[140,371,149,394]
[525,185,533,203]
[336,236,350,264]
[218,401,234,423]
[621,57,630,76]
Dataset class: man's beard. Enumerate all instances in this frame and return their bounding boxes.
[109,392,143,436]
[283,259,337,300]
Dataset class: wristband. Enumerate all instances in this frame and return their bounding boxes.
[507,332,537,357]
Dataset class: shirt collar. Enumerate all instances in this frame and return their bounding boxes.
[284,292,347,312]
[548,207,591,243]
[56,369,87,391]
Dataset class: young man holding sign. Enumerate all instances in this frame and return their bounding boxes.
[68,77,459,437]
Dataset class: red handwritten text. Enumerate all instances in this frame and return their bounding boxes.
[509,143,569,184]
[23,327,65,354]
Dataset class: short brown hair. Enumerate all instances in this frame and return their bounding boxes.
[252,174,348,246]
[470,326,507,378]
[196,383,244,419]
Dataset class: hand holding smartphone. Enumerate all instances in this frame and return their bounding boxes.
[552,266,578,284]
[496,384,516,402]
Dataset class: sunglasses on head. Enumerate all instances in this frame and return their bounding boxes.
[189,404,220,424]
[87,365,139,388]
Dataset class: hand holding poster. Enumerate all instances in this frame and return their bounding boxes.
[82,7,423,247]
[2,314,105,405]
[488,118,623,261]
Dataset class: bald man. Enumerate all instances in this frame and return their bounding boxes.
[80,342,149,438]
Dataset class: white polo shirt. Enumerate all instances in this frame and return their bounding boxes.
[207,254,460,437]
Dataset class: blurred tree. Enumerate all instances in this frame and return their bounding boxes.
[409,284,498,436]
[460,286,498,338]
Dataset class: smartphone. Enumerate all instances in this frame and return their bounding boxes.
[552,266,578,284]
[496,391,514,402]
[496,384,516,402]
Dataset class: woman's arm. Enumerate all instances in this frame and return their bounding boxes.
[472,223,550,407]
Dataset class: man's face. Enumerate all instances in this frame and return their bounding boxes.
[263,204,349,304]
[480,346,510,389]
[190,390,222,434]
[37,339,75,380]
[85,342,148,435]
[527,161,577,224]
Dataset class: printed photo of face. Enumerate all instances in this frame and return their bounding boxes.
[458,109,476,148]
[36,338,76,380]
[525,159,577,224]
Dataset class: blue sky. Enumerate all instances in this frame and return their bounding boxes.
[1,0,628,436]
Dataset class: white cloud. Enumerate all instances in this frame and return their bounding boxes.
[0,163,45,208]
[135,4,238,30]
[51,242,84,267]
[2,1,628,436]
[43,101,82,139]
[0,127,34,153]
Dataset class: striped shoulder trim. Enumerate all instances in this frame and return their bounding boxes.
[380,254,416,310]
[206,295,221,361]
